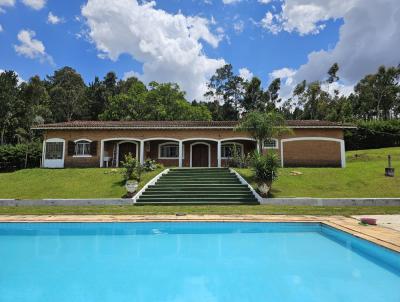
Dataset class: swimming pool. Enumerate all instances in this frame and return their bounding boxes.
[0,222,399,302]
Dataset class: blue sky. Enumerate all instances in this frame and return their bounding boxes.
[0,0,399,100]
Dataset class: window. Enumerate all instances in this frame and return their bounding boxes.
[74,140,91,156]
[45,142,64,160]
[159,143,180,159]
[263,139,278,149]
[221,143,243,158]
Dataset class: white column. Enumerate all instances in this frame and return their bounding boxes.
[100,140,104,167]
[41,140,46,168]
[140,141,145,164]
[217,140,221,168]
[178,141,183,168]
[340,140,346,168]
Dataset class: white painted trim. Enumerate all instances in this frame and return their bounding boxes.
[262,138,279,149]
[158,142,181,159]
[179,141,183,168]
[230,168,262,203]
[280,137,346,168]
[140,141,145,164]
[100,138,142,168]
[116,141,139,167]
[43,138,65,168]
[190,142,211,168]
[73,138,92,143]
[220,142,244,159]
[72,155,92,158]
[132,169,170,203]
[217,141,221,168]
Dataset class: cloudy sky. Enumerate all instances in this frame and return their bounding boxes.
[0,0,399,100]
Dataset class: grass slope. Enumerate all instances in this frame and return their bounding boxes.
[0,168,164,199]
[236,147,400,198]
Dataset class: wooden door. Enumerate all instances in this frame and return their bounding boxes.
[118,142,137,165]
[192,144,209,167]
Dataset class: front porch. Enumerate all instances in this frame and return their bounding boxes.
[99,138,257,168]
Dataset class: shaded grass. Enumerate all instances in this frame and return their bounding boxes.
[0,168,164,199]
[236,147,400,198]
[0,205,399,216]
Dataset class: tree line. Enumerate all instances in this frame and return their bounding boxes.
[1,63,400,146]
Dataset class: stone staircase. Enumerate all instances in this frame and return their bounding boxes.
[136,168,259,204]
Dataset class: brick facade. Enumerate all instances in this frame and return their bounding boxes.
[37,121,350,168]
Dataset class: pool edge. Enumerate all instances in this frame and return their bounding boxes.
[0,214,399,253]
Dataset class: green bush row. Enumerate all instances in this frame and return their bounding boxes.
[345,120,400,150]
[0,142,42,171]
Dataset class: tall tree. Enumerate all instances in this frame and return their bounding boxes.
[47,67,88,122]
[205,64,244,120]
[235,111,292,153]
[0,71,20,145]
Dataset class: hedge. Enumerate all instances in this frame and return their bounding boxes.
[0,142,42,171]
[345,120,400,150]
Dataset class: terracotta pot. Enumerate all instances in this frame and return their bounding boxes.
[360,218,377,225]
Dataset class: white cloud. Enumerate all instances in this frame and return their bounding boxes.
[260,11,282,35]
[0,24,3,32]
[269,67,296,84]
[47,12,64,24]
[261,0,359,35]
[123,70,142,80]
[14,29,54,65]
[0,0,14,12]
[258,0,271,4]
[81,0,225,101]
[222,0,242,4]
[268,0,400,100]
[233,20,244,34]
[21,0,45,10]
[239,67,253,81]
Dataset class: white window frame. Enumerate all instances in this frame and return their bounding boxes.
[263,138,278,149]
[221,142,244,159]
[73,139,92,158]
[158,142,182,159]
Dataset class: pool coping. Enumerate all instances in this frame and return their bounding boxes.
[0,215,399,253]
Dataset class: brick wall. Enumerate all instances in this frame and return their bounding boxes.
[43,128,345,168]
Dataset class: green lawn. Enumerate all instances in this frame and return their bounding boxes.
[0,205,399,216]
[0,168,164,199]
[0,147,399,200]
[236,147,400,198]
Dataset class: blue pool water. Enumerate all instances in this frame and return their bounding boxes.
[0,222,399,302]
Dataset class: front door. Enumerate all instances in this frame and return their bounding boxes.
[191,143,209,167]
[118,142,137,166]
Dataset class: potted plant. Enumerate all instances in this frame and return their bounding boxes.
[252,152,280,197]
[120,153,144,196]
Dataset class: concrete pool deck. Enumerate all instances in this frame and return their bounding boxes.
[0,215,399,253]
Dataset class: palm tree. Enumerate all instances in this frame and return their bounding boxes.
[235,110,292,153]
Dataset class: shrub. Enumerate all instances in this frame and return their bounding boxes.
[251,152,280,185]
[0,142,42,171]
[143,159,162,171]
[227,146,252,168]
[345,120,400,150]
[120,153,144,182]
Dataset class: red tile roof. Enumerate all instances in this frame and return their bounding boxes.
[32,120,355,130]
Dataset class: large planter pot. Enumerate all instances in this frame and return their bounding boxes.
[125,180,139,194]
[258,181,272,197]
